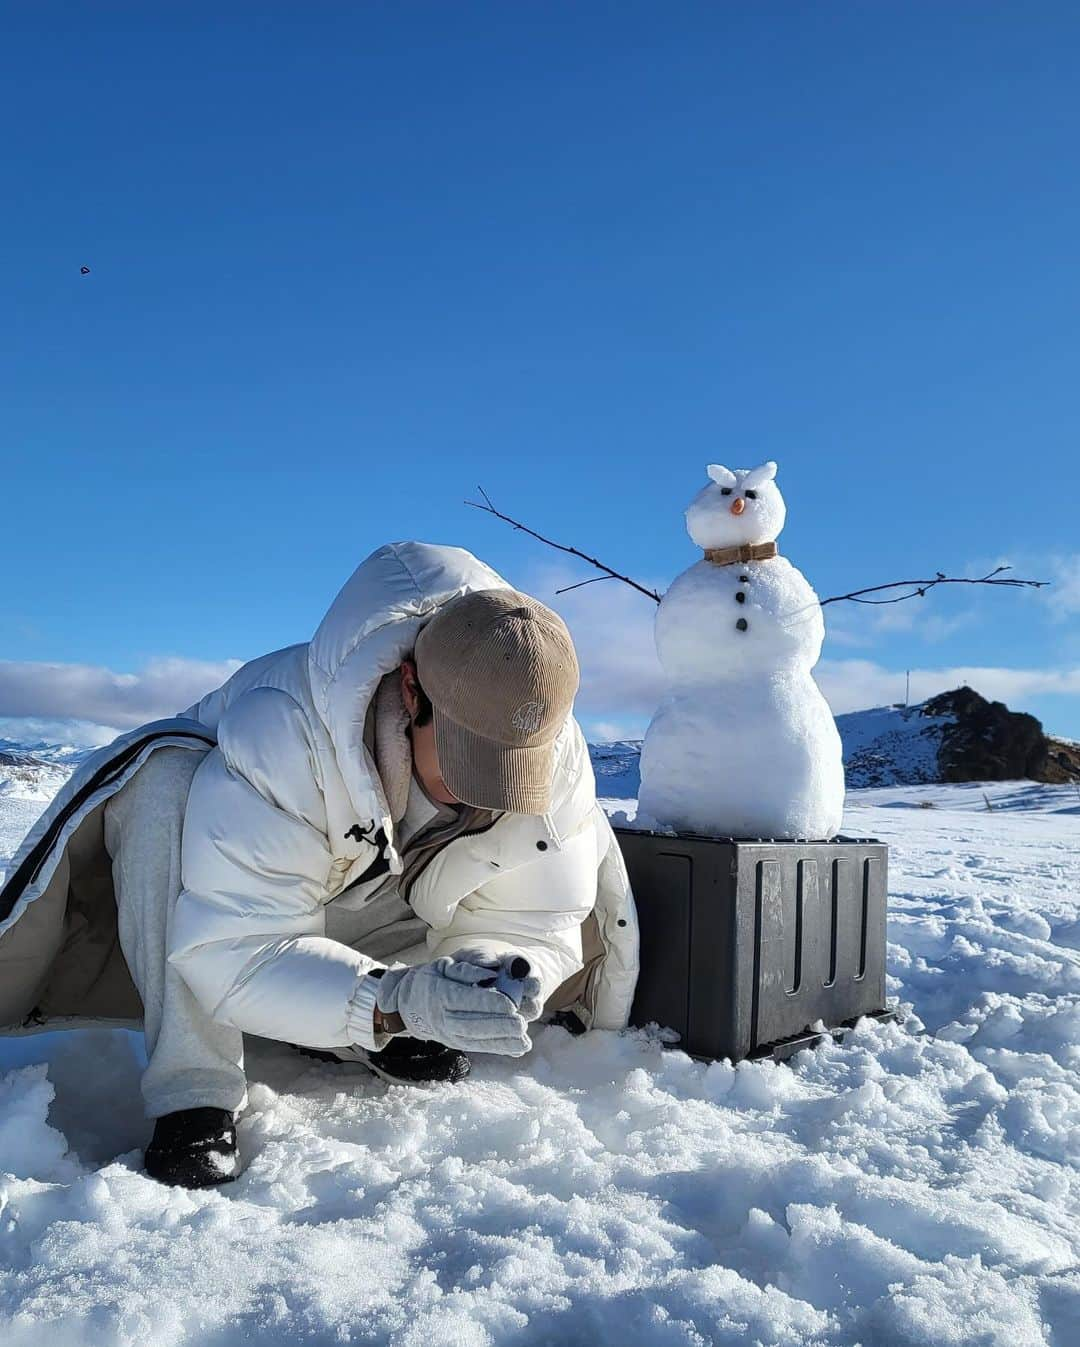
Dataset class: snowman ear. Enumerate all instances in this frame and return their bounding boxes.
[706,464,737,487]
[741,461,778,489]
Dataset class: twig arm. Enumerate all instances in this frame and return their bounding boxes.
[465,489,663,603]
[820,566,1049,606]
[465,490,1049,611]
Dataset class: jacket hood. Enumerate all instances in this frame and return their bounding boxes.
[306,541,512,828]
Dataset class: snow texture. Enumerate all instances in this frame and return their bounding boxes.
[0,750,78,884]
[638,465,845,840]
[838,704,957,789]
[588,741,642,802]
[2,750,1079,1345]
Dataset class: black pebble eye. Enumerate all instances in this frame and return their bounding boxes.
[720,487,732,496]
[745,490,757,500]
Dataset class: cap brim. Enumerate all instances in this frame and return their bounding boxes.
[431,706,555,815]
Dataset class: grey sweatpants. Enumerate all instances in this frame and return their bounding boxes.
[104,746,248,1119]
[103,745,430,1121]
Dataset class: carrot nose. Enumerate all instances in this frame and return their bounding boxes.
[730,497,746,516]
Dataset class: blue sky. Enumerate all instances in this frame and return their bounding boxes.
[2,2,1079,744]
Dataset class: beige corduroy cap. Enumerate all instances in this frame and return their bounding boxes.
[413,588,580,815]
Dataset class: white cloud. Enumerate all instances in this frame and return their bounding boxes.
[4,567,1077,749]
[823,592,982,646]
[0,656,244,729]
[0,555,665,742]
[864,604,976,642]
[520,561,665,721]
[1043,554,1080,618]
[960,550,1074,621]
[0,716,119,750]
[579,716,651,745]
[831,543,1076,643]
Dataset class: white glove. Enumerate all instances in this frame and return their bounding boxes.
[372,953,534,1056]
[452,948,544,1024]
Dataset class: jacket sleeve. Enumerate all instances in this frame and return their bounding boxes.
[167,687,392,1051]
[424,815,602,1005]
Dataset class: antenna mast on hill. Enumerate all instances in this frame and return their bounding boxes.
[906,671,911,707]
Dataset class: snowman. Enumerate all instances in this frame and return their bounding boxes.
[636,461,845,840]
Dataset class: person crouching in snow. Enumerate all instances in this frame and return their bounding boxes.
[0,543,639,1188]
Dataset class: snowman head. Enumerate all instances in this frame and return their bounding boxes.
[685,461,786,549]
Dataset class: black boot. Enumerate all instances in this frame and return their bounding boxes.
[365,1035,471,1085]
[291,1036,471,1085]
[144,1106,240,1187]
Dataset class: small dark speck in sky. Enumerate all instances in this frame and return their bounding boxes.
[80,266,91,275]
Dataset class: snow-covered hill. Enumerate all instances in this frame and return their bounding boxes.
[588,739,642,800]
[586,708,957,802]
[0,735,95,768]
[839,688,1080,788]
[2,749,1079,1343]
[836,702,954,788]
[0,749,74,803]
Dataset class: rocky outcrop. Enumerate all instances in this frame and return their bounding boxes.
[924,688,1044,782]
[1042,735,1080,784]
[924,687,1080,784]
[835,688,1080,788]
[0,751,45,769]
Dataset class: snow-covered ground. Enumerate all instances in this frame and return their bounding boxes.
[2,771,1079,1345]
[0,747,78,880]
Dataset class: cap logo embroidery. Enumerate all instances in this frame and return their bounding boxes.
[511,700,544,733]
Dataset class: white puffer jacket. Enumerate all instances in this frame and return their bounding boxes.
[168,541,639,1054]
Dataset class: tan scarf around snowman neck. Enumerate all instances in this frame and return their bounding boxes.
[703,541,779,565]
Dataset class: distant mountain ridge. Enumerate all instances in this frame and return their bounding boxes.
[0,737,95,768]
[0,747,78,806]
[583,687,1080,796]
[588,741,642,800]
[1,688,1077,819]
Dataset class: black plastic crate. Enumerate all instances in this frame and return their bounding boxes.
[615,829,892,1062]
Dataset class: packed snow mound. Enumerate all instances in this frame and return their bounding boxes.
[3,767,1080,1343]
[853,778,1080,816]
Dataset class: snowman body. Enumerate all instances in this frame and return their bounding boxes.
[637,462,845,839]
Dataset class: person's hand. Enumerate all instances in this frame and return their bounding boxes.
[451,948,544,1024]
[371,954,533,1056]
